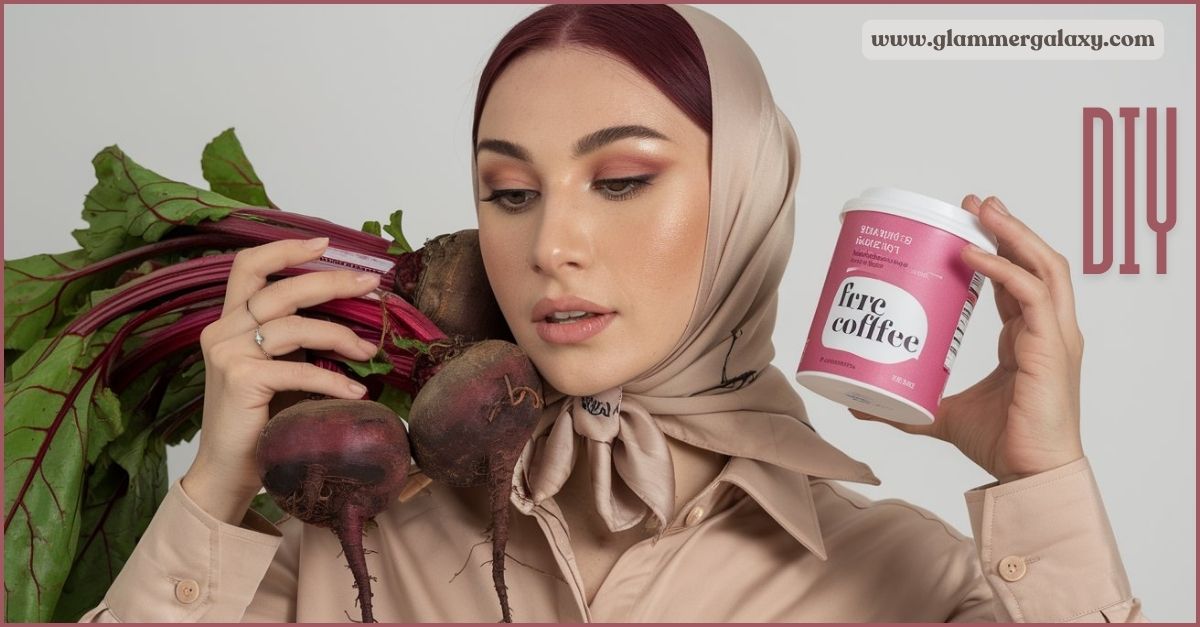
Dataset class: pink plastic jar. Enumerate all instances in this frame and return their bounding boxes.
[795,187,997,425]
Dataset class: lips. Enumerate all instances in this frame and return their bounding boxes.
[535,312,616,345]
[531,295,615,323]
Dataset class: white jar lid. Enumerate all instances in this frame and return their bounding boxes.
[840,186,998,254]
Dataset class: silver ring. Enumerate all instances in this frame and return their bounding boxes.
[246,297,265,327]
[254,326,273,359]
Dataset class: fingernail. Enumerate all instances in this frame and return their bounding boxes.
[306,236,330,250]
[358,339,377,356]
[348,382,367,396]
[990,198,1010,215]
[965,243,983,254]
[356,272,381,284]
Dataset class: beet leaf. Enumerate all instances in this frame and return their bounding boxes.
[4,318,135,621]
[200,127,278,209]
[3,128,435,623]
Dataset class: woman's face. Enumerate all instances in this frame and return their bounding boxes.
[475,45,711,397]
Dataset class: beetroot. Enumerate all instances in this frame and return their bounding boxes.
[394,230,514,344]
[407,339,543,622]
[256,399,411,623]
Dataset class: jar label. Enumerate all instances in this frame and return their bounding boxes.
[820,276,928,364]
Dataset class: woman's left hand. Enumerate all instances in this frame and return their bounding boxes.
[849,194,1086,484]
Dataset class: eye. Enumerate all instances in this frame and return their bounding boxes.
[479,175,655,214]
[479,189,538,213]
[594,175,654,201]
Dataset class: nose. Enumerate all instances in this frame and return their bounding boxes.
[529,192,592,277]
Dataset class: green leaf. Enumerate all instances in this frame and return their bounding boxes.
[361,220,382,237]
[3,318,135,622]
[5,349,17,383]
[5,237,208,358]
[383,209,414,254]
[104,420,154,480]
[4,249,124,353]
[392,335,432,355]
[156,359,207,446]
[73,145,247,262]
[50,436,166,622]
[376,385,414,422]
[88,387,125,466]
[341,349,395,378]
[250,493,288,526]
[200,128,277,209]
[74,255,187,316]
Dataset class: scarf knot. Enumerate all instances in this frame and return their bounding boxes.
[524,386,676,533]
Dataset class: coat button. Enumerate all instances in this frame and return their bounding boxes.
[175,579,201,603]
[997,555,1027,581]
[685,506,705,527]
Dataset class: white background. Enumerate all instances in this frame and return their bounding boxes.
[4,3,1195,621]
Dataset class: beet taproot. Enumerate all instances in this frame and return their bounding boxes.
[256,399,411,623]
[393,229,513,344]
[407,339,543,622]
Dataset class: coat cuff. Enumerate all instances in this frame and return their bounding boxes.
[101,478,283,622]
[963,455,1135,622]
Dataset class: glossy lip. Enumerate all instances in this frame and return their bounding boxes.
[535,312,617,345]
[530,295,615,323]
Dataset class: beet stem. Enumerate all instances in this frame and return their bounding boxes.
[336,505,377,623]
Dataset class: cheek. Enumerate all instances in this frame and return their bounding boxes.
[477,215,528,319]
[619,185,708,326]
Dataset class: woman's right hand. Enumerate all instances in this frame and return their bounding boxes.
[181,237,383,525]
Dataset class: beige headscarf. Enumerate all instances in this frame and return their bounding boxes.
[474,4,879,536]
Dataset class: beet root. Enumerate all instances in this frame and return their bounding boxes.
[396,229,514,344]
[407,339,543,622]
[256,399,411,623]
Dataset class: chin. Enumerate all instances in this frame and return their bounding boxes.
[530,356,622,399]
[510,326,630,397]
[547,379,606,398]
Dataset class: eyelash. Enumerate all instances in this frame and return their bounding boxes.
[480,175,655,214]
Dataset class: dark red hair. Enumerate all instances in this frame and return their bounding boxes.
[471,4,712,147]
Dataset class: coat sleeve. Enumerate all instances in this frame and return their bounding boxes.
[945,455,1148,622]
[76,478,295,622]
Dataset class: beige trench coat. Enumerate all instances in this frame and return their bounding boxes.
[78,431,1147,623]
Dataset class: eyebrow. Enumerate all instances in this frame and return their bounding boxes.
[475,124,670,162]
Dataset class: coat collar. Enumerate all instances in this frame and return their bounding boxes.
[714,452,879,561]
[650,371,882,562]
[654,392,881,562]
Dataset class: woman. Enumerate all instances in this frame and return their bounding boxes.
[80,4,1147,622]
